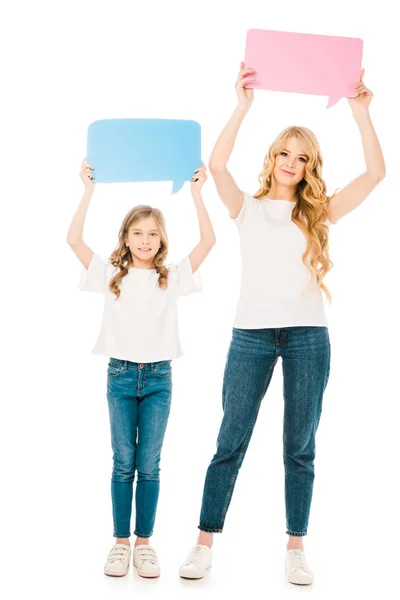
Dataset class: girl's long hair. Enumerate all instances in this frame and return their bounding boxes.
[254,126,335,303]
[108,205,169,299]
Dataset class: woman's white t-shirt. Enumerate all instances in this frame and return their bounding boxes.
[79,253,202,363]
[233,192,334,329]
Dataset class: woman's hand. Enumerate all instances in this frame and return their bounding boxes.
[348,69,373,112]
[80,157,95,191]
[190,161,208,195]
[235,61,255,111]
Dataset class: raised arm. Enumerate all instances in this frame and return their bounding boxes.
[66,158,96,269]
[188,162,216,273]
[328,69,386,224]
[209,62,256,219]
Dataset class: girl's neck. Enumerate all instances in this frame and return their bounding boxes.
[130,260,156,271]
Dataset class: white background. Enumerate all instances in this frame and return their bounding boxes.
[2,0,398,598]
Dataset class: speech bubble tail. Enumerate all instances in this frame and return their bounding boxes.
[171,180,185,195]
[326,96,340,109]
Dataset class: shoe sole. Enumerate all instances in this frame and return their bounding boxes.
[104,568,129,577]
[133,563,160,578]
[179,564,212,579]
[285,563,313,585]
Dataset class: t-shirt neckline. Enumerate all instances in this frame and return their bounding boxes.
[262,198,296,203]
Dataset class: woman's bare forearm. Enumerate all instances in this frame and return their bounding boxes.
[209,105,249,171]
[353,108,386,182]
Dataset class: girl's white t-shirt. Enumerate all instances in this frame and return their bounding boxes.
[79,253,202,363]
[232,192,334,329]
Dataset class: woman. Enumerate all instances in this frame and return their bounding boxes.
[179,62,385,585]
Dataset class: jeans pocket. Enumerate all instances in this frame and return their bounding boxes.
[153,360,172,378]
[107,360,125,378]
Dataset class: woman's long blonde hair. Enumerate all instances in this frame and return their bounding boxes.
[108,205,169,299]
[254,126,335,303]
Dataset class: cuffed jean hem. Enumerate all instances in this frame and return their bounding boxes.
[134,530,153,538]
[286,530,307,537]
[114,533,131,538]
[198,525,223,533]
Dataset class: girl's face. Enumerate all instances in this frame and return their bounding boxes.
[273,136,309,188]
[125,216,161,267]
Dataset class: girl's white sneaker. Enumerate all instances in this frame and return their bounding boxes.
[179,544,212,579]
[133,545,160,578]
[285,549,313,585]
[104,543,131,577]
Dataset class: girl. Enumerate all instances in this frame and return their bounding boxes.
[179,63,385,584]
[67,158,215,578]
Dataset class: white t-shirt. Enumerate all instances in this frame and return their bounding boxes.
[232,192,334,329]
[79,253,202,363]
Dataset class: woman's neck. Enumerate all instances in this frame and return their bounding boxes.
[266,183,297,202]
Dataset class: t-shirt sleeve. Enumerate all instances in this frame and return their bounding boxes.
[231,191,256,227]
[325,195,339,227]
[325,217,336,227]
[78,253,110,294]
[169,256,203,297]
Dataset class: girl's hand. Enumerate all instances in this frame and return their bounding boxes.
[348,69,373,112]
[190,161,207,194]
[80,157,95,190]
[235,61,255,111]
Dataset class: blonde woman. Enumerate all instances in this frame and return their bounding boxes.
[67,160,215,579]
[179,64,385,585]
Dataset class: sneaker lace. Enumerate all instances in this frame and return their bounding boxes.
[289,549,309,572]
[186,546,205,565]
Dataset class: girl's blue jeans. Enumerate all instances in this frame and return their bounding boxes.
[106,358,172,538]
[198,326,331,537]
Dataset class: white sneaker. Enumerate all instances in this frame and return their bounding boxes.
[133,545,160,578]
[104,543,131,577]
[285,549,313,585]
[179,544,212,579]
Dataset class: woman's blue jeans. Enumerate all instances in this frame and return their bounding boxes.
[199,326,331,537]
[106,358,172,538]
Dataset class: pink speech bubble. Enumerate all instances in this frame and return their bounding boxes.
[244,29,363,108]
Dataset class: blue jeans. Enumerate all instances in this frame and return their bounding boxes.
[199,326,331,537]
[106,357,172,538]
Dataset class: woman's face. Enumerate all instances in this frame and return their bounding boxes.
[125,216,161,265]
[273,136,309,187]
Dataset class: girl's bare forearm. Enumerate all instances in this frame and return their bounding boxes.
[66,189,94,245]
[192,192,216,246]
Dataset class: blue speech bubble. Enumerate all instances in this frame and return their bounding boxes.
[86,118,201,194]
